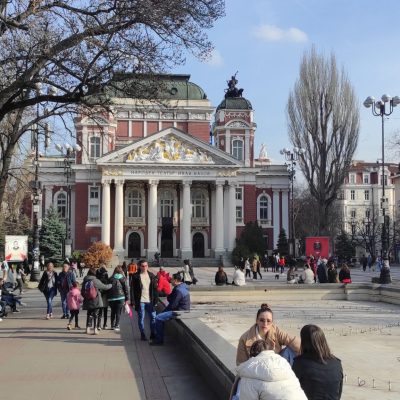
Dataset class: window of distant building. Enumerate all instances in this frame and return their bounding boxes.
[192,191,206,218]
[363,174,369,184]
[236,187,243,224]
[236,206,243,223]
[232,139,243,161]
[365,209,370,219]
[88,186,100,223]
[380,174,388,186]
[349,174,356,184]
[126,189,143,218]
[55,191,66,219]
[364,190,370,201]
[89,136,101,161]
[350,190,355,200]
[257,193,272,224]
[350,209,356,219]
[235,187,242,200]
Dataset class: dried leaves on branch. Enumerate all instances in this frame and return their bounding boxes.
[287,47,360,235]
[82,242,113,268]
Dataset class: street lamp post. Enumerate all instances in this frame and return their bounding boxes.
[56,143,81,259]
[364,94,400,275]
[280,147,305,258]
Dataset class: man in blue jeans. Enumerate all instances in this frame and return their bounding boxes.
[150,273,190,345]
[131,260,159,341]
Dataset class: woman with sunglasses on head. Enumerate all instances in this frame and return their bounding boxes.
[236,303,300,366]
[292,324,343,400]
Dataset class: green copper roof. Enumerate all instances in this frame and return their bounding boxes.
[106,73,207,101]
[216,97,253,111]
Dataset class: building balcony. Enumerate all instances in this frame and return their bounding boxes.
[191,217,209,226]
[258,219,272,227]
[125,216,145,226]
[157,217,178,226]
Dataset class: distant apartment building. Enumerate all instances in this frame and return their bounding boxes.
[338,161,398,258]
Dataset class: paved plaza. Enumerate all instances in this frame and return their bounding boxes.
[1,265,399,400]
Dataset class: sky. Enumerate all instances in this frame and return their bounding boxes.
[173,0,400,165]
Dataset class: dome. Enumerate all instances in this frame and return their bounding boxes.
[216,97,253,111]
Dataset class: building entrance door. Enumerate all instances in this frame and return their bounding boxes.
[161,217,173,257]
[192,232,205,258]
[128,232,141,258]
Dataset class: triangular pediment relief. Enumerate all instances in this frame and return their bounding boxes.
[96,127,242,166]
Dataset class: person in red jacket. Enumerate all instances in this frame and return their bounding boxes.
[157,267,172,297]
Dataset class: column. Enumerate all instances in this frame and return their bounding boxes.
[214,181,225,255]
[101,181,111,245]
[181,180,192,259]
[245,131,250,167]
[227,181,237,252]
[211,187,216,250]
[273,190,280,249]
[114,180,125,252]
[281,190,289,235]
[226,129,231,153]
[147,180,158,257]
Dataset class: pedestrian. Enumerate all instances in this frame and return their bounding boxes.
[96,264,110,330]
[57,261,76,319]
[215,266,229,285]
[108,266,129,332]
[121,261,128,277]
[367,254,372,270]
[78,261,84,277]
[244,258,251,278]
[131,259,158,341]
[38,262,58,319]
[66,281,83,330]
[263,251,269,272]
[232,266,246,286]
[293,324,343,400]
[14,264,26,294]
[39,254,45,271]
[181,259,193,285]
[150,272,190,346]
[338,264,352,284]
[379,260,391,284]
[187,259,197,284]
[81,267,112,335]
[278,256,286,274]
[0,278,23,313]
[299,264,315,284]
[157,267,172,297]
[230,340,307,400]
[327,261,339,283]
[317,259,328,283]
[236,303,300,366]
[127,259,138,305]
[361,255,367,272]
[71,260,78,277]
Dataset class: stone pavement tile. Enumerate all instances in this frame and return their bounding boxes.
[164,375,218,400]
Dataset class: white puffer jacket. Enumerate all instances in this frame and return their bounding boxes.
[236,350,307,400]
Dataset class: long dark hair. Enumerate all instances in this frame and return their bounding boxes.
[249,340,271,357]
[256,303,273,320]
[300,324,334,364]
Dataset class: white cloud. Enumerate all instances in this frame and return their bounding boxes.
[206,49,224,67]
[253,24,308,43]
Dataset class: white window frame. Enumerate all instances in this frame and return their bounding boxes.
[257,192,272,225]
[364,190,370,201]
[235,187,243,200]
[349,174,356,184]
[350,209,356,219]
[350,190,355,200]
[126,189,143,218]
[236,206,243,223]
[88,186,100,224]
[232,139,244,161]
[54,190,67,220]
[235,186,243,225]
[192,191,206,218]
[363,174,369,184]
[89,136,101,161]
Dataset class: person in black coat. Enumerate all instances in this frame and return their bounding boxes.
[215,266,229,285]
[379,262,391,284]
[317,261,328,283]
[293,324,343,400]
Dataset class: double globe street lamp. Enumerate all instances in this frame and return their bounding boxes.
[55,143,81,259]
[280,147,305,258]
[363,94,400,275]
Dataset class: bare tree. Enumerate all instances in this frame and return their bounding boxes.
[287,47,360,234]
[0,0,225,210]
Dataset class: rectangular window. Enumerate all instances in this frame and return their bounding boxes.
[380,175,388,186]
[363,174,369,184]
[90,187,99,199]
[364,190,370,201]
[350,174,356,184]
[365,209,370,219]
[350,210,356,219]
[89,136,101,160]
[88,186,100,223]
[236,206,243,223]
[235,187,243,200]
[350,190,355,200]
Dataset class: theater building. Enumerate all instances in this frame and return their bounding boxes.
[37,75,290,262]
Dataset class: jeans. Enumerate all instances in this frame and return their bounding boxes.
[97,306,108,328]
[68,310,79,326]
[45,287,56,315]
[154,310,174,343]
[60,291,69,316]
[110,300,124,328]
[280,346,297,366]
[86,308,100,328]
[137,302,156,336]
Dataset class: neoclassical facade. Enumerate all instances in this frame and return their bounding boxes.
[37,74,289,261]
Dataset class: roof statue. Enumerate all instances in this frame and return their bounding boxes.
[259,143,268,160]
[224,72,244,99]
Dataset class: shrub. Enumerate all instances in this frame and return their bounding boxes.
[82,241,112,268]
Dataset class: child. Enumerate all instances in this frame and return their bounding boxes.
[66,282,83,330]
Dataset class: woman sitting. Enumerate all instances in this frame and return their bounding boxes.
[215,266,229,286]
[236,303,300,366]
[293,324,343,400]
[230,340,307,400]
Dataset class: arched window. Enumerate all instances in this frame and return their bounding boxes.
[192,192,206,218]
[232,139,243,160]
[56,192,67,219]
[160,190,174,218]
[89,136,101,160]
[127,190,142,218]
[259,195,268,220]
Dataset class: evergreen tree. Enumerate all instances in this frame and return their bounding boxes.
[335,231,355,263]
[277,228,289,256]
[231,221,266,265]
[40,206,66,262]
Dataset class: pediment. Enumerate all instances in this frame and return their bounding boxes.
[96,127,242,166]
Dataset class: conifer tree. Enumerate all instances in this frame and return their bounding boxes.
[335,231,355,263]
[277,228,289,256]
[40,206,66,261]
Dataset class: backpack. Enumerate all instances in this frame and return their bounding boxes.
[83,279,97,300]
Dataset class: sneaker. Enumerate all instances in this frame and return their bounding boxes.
[140,333,147,341]
[97,326,102,331]
[114,326,120,332]
[103,325,108,330]
[13,309,21,313]
[0,318,2,322]
[86,327,91,334]
[49,313,53,319]
[46,314,50,320]
[67,324,71,331]
[93,328,100,335]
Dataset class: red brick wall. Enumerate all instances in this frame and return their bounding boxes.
[176,122,188,132]
[147,121,158,135]
[162,121,173,130]
[132,121,143,137]
[117,120,128,137]
[74,183,88,249]
[243,184,257,223]
[188,122,210,143]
